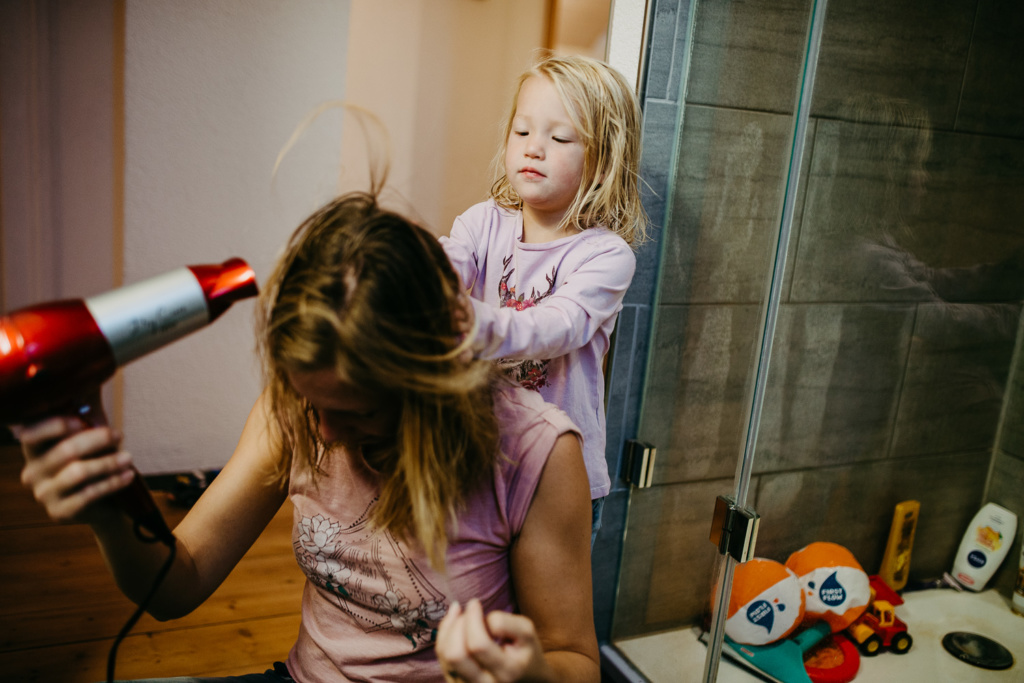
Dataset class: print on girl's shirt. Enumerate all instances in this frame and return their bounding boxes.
[294,504,448,650]
[497,254,556,391]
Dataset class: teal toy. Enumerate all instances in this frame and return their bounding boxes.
[723,620,832,683]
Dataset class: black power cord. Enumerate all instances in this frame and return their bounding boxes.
[105,523,177,683]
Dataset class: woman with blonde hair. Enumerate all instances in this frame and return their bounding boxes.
[18,190,598,682]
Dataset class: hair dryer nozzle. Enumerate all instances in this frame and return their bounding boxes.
[188,258,259,321]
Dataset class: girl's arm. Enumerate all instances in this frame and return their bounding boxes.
[440,211,485,293]
[19,391,288,621]
[442,202,636,362]
[435,432,599,682]
[471,239,636,361]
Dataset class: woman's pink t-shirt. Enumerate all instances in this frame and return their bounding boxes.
[285,383,578,682]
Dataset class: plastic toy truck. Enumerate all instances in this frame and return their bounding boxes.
[846,575,913,656]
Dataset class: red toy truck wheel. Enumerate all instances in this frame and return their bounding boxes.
[891,633,913,654]
[860,634,883,656]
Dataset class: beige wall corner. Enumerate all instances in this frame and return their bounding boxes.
[342,0,548,237]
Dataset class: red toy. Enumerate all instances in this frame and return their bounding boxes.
[846,575,913,656]
[804,631,860,683]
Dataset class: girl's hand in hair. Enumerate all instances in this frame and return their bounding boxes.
[436,598,553,683]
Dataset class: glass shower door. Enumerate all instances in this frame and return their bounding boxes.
[607,0,826,672]
[606,0,1024,680]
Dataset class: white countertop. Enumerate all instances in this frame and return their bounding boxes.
[613,589,1023,682]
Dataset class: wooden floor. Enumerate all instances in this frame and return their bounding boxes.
[0,444,304,682]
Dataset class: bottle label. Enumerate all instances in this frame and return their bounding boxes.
[967,550,987,569]
[85,268,209,366]
[957,572,976,586]
[975,525,1003,551]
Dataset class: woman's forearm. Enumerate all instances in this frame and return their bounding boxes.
[541,650,600,683]
[91,508,204,621]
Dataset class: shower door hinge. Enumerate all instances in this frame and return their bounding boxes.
[623,440,657,488]
[709,495,760,562]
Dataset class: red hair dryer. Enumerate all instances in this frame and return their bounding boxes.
[0,258,258,545]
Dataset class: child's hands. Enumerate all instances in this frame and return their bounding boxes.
[436,599,552,682]
[17,400,135,526]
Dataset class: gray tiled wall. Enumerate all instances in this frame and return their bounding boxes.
[752,451,993,587]
[659,106,802,305]
[998,331,1024,460]
[791,120,1024,304]
[989,319,1024,597]
[756,304,915,470]
[892,303,1020,457]
[604,0,1024,641]
[813,0,976,128]
[686,0,810,113]
[956,0,1024,138]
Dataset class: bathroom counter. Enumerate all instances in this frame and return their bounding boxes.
[613,588,1022,682]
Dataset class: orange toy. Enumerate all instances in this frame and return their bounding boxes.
[725,558,806,645]
[786,542,870,632]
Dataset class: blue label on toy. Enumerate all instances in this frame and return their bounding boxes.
[967,550,987,568]
[746,600,774,633]
[819,571,847,607]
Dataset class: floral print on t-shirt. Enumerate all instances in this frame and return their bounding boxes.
[294,505,448,650]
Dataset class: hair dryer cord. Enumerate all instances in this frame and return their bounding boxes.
[106,527,177,683]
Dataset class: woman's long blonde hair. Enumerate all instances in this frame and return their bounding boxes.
[491,54,649,246]
[256,192,499,569]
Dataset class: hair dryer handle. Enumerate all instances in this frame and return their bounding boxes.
[111,472,175,545]
[76,401,175,547]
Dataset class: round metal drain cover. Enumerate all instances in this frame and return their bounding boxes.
[942,631,1014,670]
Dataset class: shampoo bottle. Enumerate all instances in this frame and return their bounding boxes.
[951,502,1017,591]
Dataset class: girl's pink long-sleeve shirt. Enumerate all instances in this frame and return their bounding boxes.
[441,199,636,499]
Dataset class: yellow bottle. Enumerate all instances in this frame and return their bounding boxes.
[879,500,920,591]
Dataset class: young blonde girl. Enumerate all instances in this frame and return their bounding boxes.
[441,54,647,537]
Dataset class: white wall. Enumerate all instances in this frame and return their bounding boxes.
[122,1,350,473]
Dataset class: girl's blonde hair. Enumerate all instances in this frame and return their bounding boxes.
[256,192,499,569]
[491,54,649,247]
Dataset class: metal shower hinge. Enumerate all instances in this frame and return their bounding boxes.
[709,495,760,562]
[624,440,657,488]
